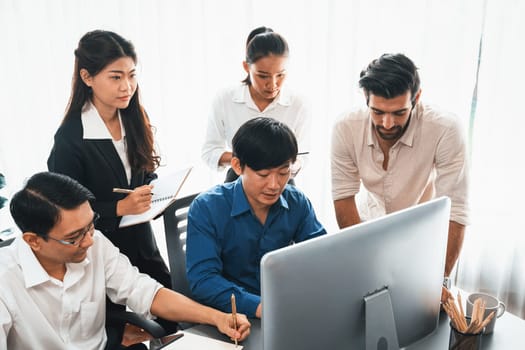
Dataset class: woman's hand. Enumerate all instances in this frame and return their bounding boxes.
[116,185,154,216]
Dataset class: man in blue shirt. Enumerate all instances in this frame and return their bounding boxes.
[187,117,326,319]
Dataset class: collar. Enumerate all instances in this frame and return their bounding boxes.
[366,103,420,148]
[366,117,375,146]
[398,103,420,147]
[81,101,125,140]
[16,236,90,289]
[230,177,289,217]
[232,84,292,110]
[16,237,51,288]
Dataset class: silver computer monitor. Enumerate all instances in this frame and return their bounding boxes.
[261,197,450,350]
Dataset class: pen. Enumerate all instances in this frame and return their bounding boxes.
[297,151,309,155]
[231,293,238,347]
[113,188,154,195]
[113,188,134,194]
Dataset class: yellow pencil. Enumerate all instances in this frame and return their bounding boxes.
[231,293,238,347]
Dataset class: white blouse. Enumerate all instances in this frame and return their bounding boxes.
[81,102,132,184]
[202,84,312,171]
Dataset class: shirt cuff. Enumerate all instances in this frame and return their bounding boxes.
[238,293,261,318]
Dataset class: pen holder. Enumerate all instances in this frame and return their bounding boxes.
[448,322,482,350]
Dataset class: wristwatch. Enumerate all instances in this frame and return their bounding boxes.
[443,276,451,289]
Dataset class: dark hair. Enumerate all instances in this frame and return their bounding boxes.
[359,53,420,105]
[63,30,160,172]
[10,172,95,238]
[232,117,298,171]
[242,26,289,85]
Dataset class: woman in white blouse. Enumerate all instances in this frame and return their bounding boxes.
[202,26,311,182]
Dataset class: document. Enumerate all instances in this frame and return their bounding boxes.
[160,331,243,349]
[119,166,192,228]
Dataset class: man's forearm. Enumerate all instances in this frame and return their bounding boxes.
[444,221,466,277]
[151,288,223,326]
[334,196,361,229]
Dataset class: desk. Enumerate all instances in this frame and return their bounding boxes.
[407,309,525,349]
[187,309,525,349]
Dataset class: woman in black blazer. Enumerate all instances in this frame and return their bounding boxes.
[47,30,176,343]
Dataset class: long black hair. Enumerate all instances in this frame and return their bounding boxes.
[63,30,159,172]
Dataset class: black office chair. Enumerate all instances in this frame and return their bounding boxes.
[162,192,200,329]
[0,236,166,349]
[105,310,166,350]
[0,237,15,247]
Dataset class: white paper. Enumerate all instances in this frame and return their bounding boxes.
[161,331,243,350]
[119,166,192,228]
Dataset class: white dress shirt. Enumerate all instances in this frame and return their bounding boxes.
[331,102,469,225]
[201,84,311,170]
[0,232,163,350]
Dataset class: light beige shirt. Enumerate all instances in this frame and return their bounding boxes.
[331,102,469,225]
[0,232,163,350]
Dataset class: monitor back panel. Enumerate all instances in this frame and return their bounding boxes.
[261,197,450,350]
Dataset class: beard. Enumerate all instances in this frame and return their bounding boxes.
[375,125,405,140]
[374,113,412,141]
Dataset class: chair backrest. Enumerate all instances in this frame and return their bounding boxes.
[0,237,15,248]
[162,193,199,298]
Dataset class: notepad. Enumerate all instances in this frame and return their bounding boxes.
[160,331,243,350]
[118,166,192,228]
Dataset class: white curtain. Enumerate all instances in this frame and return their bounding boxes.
[455,0,525,319]
[1,0,521,317]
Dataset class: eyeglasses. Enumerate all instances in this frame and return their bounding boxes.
[47,213,100,246]
[290,160,303,179]
[253,159,304,181]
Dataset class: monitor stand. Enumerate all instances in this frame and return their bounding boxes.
[364,287,400,350]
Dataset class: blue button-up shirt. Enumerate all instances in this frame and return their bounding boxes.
[186,179,326,317]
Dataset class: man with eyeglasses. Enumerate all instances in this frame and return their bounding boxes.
[0,172,251,350]
[46,212,100,246]
[330,53,470,299]
[187,117,326,319]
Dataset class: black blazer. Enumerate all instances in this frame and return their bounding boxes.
[47,113,168,282]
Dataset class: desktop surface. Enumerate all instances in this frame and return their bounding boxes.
[187,309,525,350]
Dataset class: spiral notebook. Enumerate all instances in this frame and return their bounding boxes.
[119,166,192,228]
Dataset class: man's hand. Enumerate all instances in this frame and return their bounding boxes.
[121,323,153,347]
[255,303,262,318]
[215,312,251,342]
